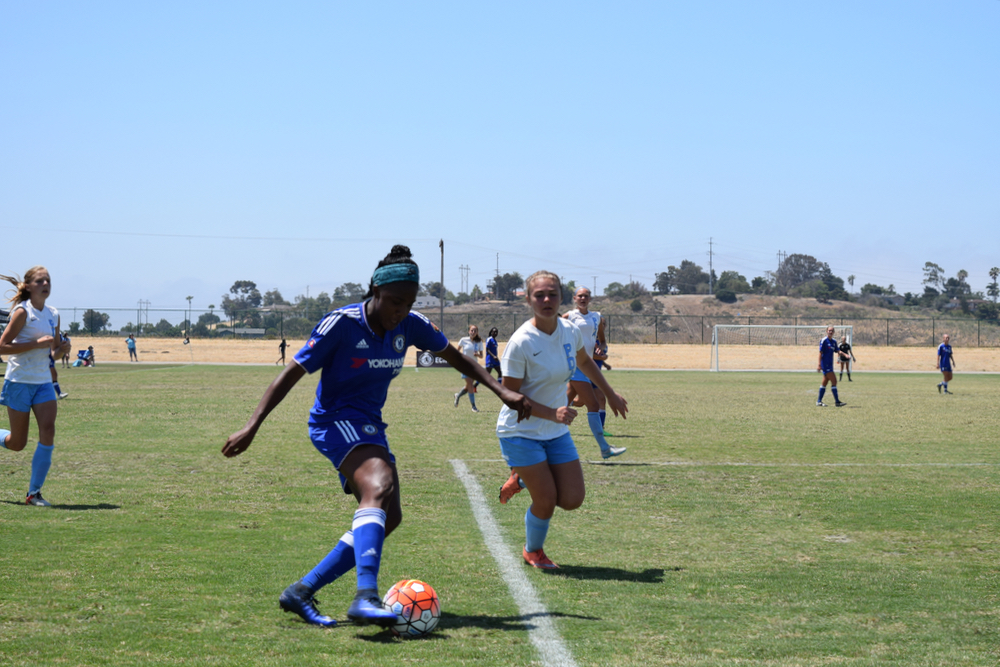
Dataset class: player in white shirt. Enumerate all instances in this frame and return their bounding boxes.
[452,325,484,412]
[562,287,625,458]
[495,271,628,569]
[0,267,72,507]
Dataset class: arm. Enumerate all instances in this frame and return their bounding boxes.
[437,344,532,422]
[597,317,607,349]
[501,375,576,425]
[222,362,307,457]
[577,351,628,418]
[0,309,55,355]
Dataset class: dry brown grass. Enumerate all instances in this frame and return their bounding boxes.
[68,336,1000,372]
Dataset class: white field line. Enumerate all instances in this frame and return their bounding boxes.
[459,458,1000,468]
[450,459,578,667]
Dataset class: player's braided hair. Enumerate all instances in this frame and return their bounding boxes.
[365,245,418,298]
[0,266,48,305]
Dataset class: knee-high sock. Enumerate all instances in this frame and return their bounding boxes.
[599,410,606,427]
[818,386,826,402]
[301,531,356,592]
[353,508,387,592]
[831,387,840,402]
[525,506,551,553]
[29,443,54,495]
[0,429,9,449]
[469,392,477,409]
[457,388,468,398]
[587,412,611,453]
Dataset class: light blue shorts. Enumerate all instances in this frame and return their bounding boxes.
[0,381,58,412]
[309,419,395,494]
[499,432,579,468]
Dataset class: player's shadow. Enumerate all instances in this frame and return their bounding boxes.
[354,610,599,642]
[544,565,675,582]
[1,500,120,511]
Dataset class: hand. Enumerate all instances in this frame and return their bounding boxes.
[554,406,578,425]
[222,425,256,458]
[35,335,55,349]
[606,392,629,419]
[500,389,533,423]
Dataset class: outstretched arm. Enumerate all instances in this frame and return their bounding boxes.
[222,362,307,457]
[437,344,532,422]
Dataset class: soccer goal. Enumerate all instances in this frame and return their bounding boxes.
[711,325,853,371]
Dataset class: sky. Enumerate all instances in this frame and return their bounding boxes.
[1,1,998,324]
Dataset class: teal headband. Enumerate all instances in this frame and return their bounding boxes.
[372,262,419,286]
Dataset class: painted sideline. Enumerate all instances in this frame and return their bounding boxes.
[450,459,578,667]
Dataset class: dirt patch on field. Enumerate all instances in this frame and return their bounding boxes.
[66,336,1000,373]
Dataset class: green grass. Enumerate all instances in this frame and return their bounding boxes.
[2,365,999,665]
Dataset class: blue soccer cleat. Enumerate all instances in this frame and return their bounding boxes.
[347,588,397,627]
[279,582,337,627]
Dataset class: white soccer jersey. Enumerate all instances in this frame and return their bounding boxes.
[457,336,483,358]
[564,309,601,359]
[5,300,59,384]
[496,318,584,440]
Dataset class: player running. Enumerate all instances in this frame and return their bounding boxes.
[817,326,846,407]
[838,335,855,381]
[496,271,627,568]
[222,246,530,628]
[0,267,72,507]
[484,327,502,380]
[453,324,484,412]
[937,333,956,394]
[561,287,624,459]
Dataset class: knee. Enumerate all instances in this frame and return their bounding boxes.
[5,433,27,451]
[557,489,586,512]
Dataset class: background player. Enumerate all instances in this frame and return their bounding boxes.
[562,287,624,458]
[838,335,855,381]
[0,267,72,506]
[817,326,846,407]
[222,246,530,628]
[496,270,627,568]
[453,324,483,412]
[937,333,956,394]
[484,327,502,380]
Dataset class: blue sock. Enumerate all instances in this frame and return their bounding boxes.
[832,387,840,402]
[599,410,606,427]
[943,382,948,390]
[818,387,826,402]
[53,382,62,395]
[587,412,611,453]
[524,506,551,553]
[0,429,9,449]
[469,393,477,409]
[29,443,54,495]
[301,531,356,592]
[353,508,386,592]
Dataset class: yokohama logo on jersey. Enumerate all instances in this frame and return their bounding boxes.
[367,358,405,369]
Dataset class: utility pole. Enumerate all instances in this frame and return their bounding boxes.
[459,265,470,293]
[708,237,714,295]
[592,276,597,294]
[439,240,445,336]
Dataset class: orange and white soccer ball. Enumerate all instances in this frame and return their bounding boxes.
[382,579,440,638]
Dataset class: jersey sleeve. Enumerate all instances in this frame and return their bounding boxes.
[294,311,345,374]
[407,311,449,352]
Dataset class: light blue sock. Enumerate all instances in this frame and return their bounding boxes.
[302,531,356,592]
[353,508,386,592]
[0,429,9,449]
[818,387,826,402]
[599,410,606,427]
[469,392,477,409]
[587,412,611,453]
[943,382,948,390]
[524,506,551,553]
[832,387,840,402]
[29,443,54,495]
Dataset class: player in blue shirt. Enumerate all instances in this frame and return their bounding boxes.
[937,333,956,394]
[817,326,846,407]
[484,327,502,379]
[222,246,531,628]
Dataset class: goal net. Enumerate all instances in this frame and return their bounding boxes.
[711,325,853,371]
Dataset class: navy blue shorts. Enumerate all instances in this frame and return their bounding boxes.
[309,419,395,494]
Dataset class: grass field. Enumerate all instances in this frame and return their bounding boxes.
[2,365,999,666]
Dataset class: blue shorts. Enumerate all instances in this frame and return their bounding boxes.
[499,432,579,468]
[570,367,598,387]
[820,364,835,375]
[940,364,952,373]
[0,381,58,412]
[309,419,395,494]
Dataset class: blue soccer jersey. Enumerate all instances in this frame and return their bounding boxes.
[294,302,448,428]
[485,336,500,369]
[819,337,839,371]
[938,343,953,370]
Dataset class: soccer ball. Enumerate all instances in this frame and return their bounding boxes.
[382,579,440,638]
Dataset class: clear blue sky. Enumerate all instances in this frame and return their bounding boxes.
[2,1,997,317]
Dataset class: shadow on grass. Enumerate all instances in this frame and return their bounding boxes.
[544,565,676,582]
[0,500,121,511]
[354,610,600,642]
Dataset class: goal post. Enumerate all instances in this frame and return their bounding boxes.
[711,325,853,371]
